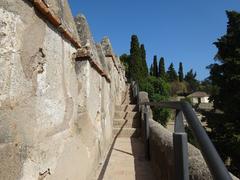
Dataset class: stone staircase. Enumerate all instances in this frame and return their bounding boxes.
[113,85,141,138]
[99,85,155,180]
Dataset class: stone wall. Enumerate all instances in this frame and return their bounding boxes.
[0,0,126,179]
[138,92,238,180]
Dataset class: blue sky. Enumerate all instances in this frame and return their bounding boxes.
[68,0,240,80]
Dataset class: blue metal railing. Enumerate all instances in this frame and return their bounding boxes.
[130,81,232,180]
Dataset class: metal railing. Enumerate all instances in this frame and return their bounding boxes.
[130,82,232,180]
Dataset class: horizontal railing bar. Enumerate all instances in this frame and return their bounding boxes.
[139,101,182,110]
[139,100,232,180]
[180,102,232,180]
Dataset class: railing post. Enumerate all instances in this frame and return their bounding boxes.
[144,104,150,160]
[173,111,189,180]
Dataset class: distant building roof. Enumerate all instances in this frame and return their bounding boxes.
[187,91,209,98]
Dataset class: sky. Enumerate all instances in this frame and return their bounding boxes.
[68,0,240,80]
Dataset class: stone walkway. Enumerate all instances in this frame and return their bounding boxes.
[98,138,155,180]
[97,85,155,180]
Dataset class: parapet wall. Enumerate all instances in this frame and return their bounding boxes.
[148,119,212,180]
[0,0,126,179]
[138,92,238,180]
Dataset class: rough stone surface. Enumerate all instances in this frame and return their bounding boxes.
[47,0,79,40]
[101,37,114,56]
[96,43,108,72]
[75,14,104,70]
[0,1,126,179]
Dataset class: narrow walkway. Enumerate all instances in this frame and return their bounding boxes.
[98,85,155,180]
[100,138,155,180]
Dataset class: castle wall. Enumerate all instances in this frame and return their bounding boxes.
[0,0,126,179]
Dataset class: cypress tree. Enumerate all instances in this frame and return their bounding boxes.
[130,35,142,81]
[140,44,148,77]
[150,64,153,76]
[167,63,178,82]
[159,57,166,78]
[178,62,184,82]
[153,55,158,77]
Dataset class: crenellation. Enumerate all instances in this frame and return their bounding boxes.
[101,37,114,57]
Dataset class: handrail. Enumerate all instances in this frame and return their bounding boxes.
[139,100,232,180]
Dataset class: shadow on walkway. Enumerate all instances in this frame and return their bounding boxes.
[97,120,127,180]
[131,138,156,180]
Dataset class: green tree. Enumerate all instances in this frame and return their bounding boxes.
[207,11,240,177]
[199,78,217,95]
[149,64,153,76]
[140,44,148,77]
[184,69,199,92]
[129,35,143,82]
[140,76,170,126]
[178,62,184,82]
[159,57,166,78]
[169,81,188,96]
[152,55,158,77]
[167,63,178,82]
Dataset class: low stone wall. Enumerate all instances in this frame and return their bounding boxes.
[138,92,238,180]
[149,119,213,180]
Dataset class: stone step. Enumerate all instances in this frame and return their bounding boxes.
[113,128,141,138]
[121,96,134,103]
[114,111,140,119]
[113,119,140,128]
[121,101,136,106]
[115,104,138,112]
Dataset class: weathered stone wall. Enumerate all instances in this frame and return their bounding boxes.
[138,92,239,180]
[0,1,126,179]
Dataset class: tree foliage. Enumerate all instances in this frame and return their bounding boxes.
[140,44,148,77]
[184,69,199,92]
[167,63,178,82]
[207,11,240,177]
[140,76,170,126]
[129,35,142,81]
[159,57,166,78]
[128,35,149,86]
[169,81,188,96]
[149,64,153,76]
[152,55,158,77]
[178,62,184,82]
[199,78,218,96]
